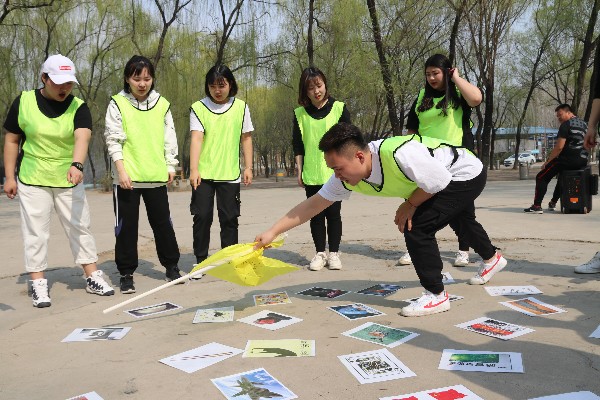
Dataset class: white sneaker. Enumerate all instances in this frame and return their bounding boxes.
[454,250,470,267]
[398,252,412,265]
[309,252,327,271]
[400,290,450,317]
[327,252,342,270]
[575,251,600,274]
[31,279,51,308]
[468,253,507,285]
[85,270,115,296]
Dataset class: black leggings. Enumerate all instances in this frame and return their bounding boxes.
[533,158,587,206]
[305,185,342,253]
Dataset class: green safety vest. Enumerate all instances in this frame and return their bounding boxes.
[112,94,170,183]
[415,88,464,146]
[18,90,84,188]
[295,101,344,185]
[342,134,452,198]
[190,98,246,181]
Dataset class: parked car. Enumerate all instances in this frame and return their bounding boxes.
[503,153,536,167]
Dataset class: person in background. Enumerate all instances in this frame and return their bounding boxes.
[399,53,483,268]
[104,55,183,294]
[3,54,114,307]
[293,67,351,271]
[523,104,588,214]
[189,64,254,265]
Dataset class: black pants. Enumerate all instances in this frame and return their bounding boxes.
[305,185,342,253]
[404,170,495,294]
[190,180,240,262]
[113,185,180,275]
[533,157,587,206]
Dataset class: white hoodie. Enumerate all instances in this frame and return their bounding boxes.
[104,89,179,187]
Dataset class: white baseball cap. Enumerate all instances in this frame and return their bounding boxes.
[41,54,79,84]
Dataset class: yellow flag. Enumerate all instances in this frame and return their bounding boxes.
[190,236,299,286]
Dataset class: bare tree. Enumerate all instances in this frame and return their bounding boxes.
[572,0,599,114]
[0,0,55,25]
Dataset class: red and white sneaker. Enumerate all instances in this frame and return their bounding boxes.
[468,253,507,285]
[400,290,450,317]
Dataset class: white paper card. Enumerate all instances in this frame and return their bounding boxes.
[62,327,131,342]
[338,348,416,384]
[66,392,104,400]
[159,342,242,373]
[590,325,600,338]
[380,384,483,400]
[529,392,600,400]
[484,285,542,296]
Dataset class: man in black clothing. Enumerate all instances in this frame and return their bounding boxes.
[524,104,589,214]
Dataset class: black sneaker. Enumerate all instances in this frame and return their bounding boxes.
[524,205,543,214]
[119,275,136,294]
[165,266,184,284]
[548,201,556,211]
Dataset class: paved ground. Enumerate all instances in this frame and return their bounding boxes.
[1,166,599,399]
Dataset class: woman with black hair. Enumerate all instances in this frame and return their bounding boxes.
[398,53,483,268]
[104,55,182,294]
[189,64,254,265]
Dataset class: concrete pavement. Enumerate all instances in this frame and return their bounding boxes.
[1,175,599,399]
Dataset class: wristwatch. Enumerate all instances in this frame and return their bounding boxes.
[71,162,84,171]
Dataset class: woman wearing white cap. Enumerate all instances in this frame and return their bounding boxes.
[3,54,115,308]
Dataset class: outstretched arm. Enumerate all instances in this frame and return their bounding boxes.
[255,193,333,248]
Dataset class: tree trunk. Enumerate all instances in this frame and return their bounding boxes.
[307,0,315,66]
[573,0,599,114]
[366,0,401,136]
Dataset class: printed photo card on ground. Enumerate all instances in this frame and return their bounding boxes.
[357,284,404,297]
[439,349,524,373]
[62,327,131,342]
[243,339,315,358]
[296,286,349,298]
[484,285,543,296]
[253,291,292,306]
[125,301,181,318]
[193,306,234,323]
[211,368,297,400]
[66,392,104,400]
[342,322,419,348]
[379,384,484,400]
[455,317,535,340]
[329,303,385,320]
[237,310,302,331]
[500,297,567,317]
[338,348,416,384]
[590,325,600,338]
[159,342,243,374]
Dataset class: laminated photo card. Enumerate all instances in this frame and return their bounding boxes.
[456,317,535,340]
[212,368,297,400]
[253,291,292,306]
[329,303,385,320]
[484,285,542,296]
[66,392,104,400]
[243,339,315,358]
[125,301,181,318]
[159,342,243,373]
[237,310,302,331]
[500,297,567,317]
[338,348,416,384]
[439,349,524,373]
[342,322,419,348]
[296,286,348,298]
[357,284,404,297]
[529,391,600,400]
[62,327,131,342]
[193,306,234,323]
[379,384,484,400]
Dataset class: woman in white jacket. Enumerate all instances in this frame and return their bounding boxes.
[104,55,182,294]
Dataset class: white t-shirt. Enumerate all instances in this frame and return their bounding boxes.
[189,97,254,133]
[318,139,483,202]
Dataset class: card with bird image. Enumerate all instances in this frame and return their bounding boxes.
[159,342,243,374]
[237,310,302,331]
[212,368,297,400]
[329,303,385,320]
[253,291,292,306]
[342,322,419,348]
[357,284,404,297]
[193,306,234,323]
[242,339,315,358]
